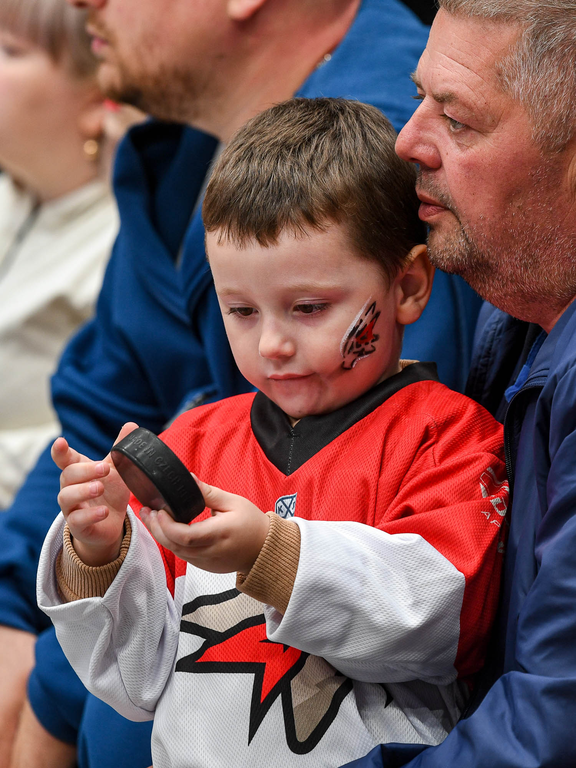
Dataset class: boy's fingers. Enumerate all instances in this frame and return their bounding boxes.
[51,437,85,471]
[60,461,109,488]
[144,508,213,550]
[67,506,108,531]
[58,480,104,511]
[111,422,140,450]
[142,510,174,550]
[104,422,140,467]
[195,480,235,513]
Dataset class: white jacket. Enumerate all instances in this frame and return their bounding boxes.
[0,174,118,508]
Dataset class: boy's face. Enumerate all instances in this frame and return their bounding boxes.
[208,223,409,421]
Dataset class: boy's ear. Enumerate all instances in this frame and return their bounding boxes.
[394,244,434,327]
[227,0,269,21]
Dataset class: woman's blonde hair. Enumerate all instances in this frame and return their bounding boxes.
[0,0,96,79]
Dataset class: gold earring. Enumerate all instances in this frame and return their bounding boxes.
[83,138,100,162]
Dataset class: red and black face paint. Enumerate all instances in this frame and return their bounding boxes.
[340,299,381,370]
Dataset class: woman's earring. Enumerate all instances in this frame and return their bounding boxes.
[83,138,100,162]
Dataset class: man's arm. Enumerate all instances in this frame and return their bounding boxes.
[9,700,76,768]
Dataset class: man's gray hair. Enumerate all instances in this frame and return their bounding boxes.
[438,0,576,152]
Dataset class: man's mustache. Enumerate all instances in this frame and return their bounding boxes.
[86,14,115,45]
[416,171,455,212]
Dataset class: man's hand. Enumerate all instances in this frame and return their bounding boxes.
[51,423,138,566]
[140,479,270,575]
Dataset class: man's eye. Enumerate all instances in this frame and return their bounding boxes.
[443,115,466,132]
[227,307,255,317]
[294,303,329,315]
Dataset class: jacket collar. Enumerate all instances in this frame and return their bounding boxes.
[525,298,576,387]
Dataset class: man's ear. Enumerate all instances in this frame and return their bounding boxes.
[394,244,434,326]
[227,0,269,22]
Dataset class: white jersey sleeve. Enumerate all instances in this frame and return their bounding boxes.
[37,509,180,721]
[263,518,465,685]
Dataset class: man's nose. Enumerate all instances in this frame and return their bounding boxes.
[258,323,296,360]
[395,108,441,171]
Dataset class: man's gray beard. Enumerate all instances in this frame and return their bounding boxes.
[427,210,576,326]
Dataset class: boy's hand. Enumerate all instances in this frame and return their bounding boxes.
[140,479,270,575]
[51,423,138,567]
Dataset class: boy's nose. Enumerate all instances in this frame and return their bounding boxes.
[258,325,295,360]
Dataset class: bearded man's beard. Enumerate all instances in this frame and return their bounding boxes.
[419,173,576,325]
[88,15,203,124]
[99,58,200,124]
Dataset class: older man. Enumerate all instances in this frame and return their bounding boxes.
[2,2,480,768]
[346,1,576,766]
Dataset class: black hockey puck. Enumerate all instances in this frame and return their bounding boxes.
[111,427,205,524]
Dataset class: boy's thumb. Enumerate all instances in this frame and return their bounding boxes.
[193,478,230,513]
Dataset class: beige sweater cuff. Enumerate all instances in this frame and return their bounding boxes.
[56,517,132,602]
[236,511,301,615]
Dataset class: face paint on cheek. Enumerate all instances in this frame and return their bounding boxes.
[340,299,381,370]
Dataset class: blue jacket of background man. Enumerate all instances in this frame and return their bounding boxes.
[0,2,480,766]
[343,295,576,768]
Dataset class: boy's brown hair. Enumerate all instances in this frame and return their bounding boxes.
[203,97,426,281]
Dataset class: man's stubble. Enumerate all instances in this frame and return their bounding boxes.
[420,170,576,326]
[90,17,210,124]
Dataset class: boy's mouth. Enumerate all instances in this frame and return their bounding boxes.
[268,373,312,381]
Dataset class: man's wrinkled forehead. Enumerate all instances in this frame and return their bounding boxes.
[414,9,519,103]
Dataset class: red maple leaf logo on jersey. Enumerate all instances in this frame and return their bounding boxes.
[176,588,352,753]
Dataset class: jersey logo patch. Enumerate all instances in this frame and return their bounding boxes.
[275,493,297,519]
[177,588,352,753]
[479,466,509,528]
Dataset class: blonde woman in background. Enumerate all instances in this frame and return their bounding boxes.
[0,0,140,509]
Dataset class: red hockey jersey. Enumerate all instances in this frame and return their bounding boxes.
[40,364,508,767]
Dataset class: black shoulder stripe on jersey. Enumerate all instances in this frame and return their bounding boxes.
[250,361,439,475]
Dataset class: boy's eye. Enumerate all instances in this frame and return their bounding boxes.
[227,307,255,317]
[0,44,23,57]
[294,303,329,315]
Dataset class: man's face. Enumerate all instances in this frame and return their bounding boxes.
[207,224,406,422]
[71,0,227,122]
[396,9,576,329]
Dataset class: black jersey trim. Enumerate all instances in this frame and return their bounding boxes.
[250,362,439,475]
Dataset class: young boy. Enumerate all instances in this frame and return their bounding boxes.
[38,98,508,768]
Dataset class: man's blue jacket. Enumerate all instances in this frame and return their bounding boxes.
[345,298,576,768]
[1,2,481,765]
